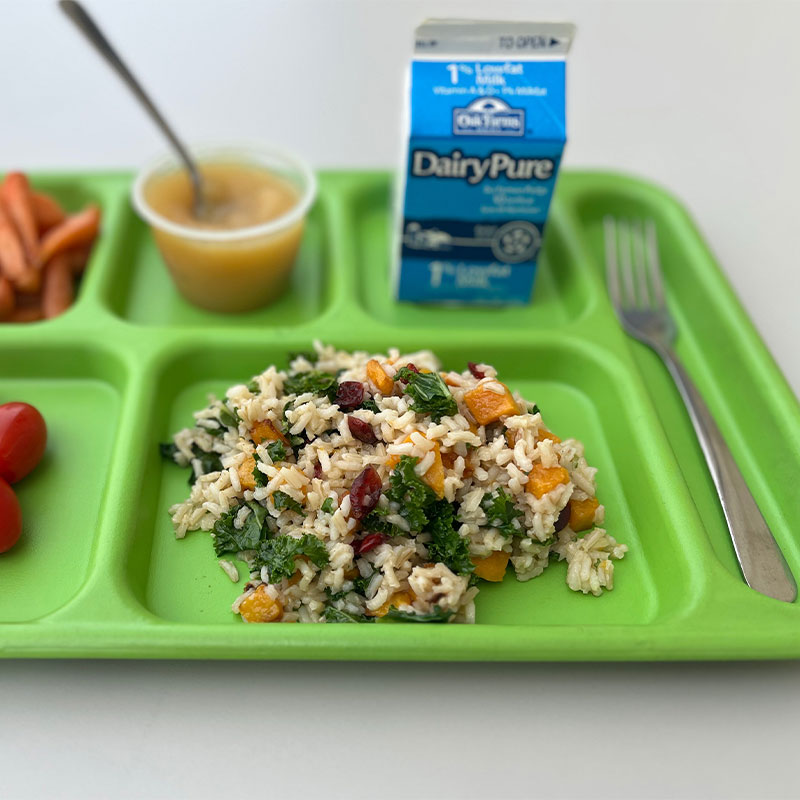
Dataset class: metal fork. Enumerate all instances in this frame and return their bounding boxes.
[604,216,796,602]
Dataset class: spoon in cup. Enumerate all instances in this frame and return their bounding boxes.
[58,0,207,218]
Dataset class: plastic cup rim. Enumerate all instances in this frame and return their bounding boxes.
[130,142,317,243]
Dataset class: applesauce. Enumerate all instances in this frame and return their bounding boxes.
[132,146,316,312]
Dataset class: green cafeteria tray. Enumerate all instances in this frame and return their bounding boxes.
[1,169,798,660]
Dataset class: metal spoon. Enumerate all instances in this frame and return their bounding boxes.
[58,0,206,218]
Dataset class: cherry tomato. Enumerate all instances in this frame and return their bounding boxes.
[0,477,22,553]
[0,402,47,484]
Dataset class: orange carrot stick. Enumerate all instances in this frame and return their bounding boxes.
[8,306,43,323]
[41,254,74,319]
[0,173,39,263]
[31,191,66,233]
[38,205,100,267]
[0,206,29,284]
[63,243,93,275]
[0,276,15,320]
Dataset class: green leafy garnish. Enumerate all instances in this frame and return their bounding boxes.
[529,404,540,415]
[280,402,307,450]
[218,405,240,429]
[323,607,375,623]
[394,367,457,422]
[360,398,380,413]
[272,490,305,515]
[246,379,260,394]
[252,458,267,488]
[320,497,335,514]
[385,455,436,532]
[212,501,269,556]
[284,370,338,401]
[387,606,455,623]
[351,571,375,595]
[480,488,523,537]
[266,440,287,463]
[159,442,178,461]
[254,534,329,582]
[426,500,474,575]
[188,444,222,485]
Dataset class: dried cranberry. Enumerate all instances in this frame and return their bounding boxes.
[335,381,364,410]
[348,416,378,445]
[348,466,382,519]
[314,461,323,479]
[468,362,485,379]
[354,532,386,554]
[554,502,571,532]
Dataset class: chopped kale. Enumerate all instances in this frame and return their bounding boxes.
[360,508,406,538]
[323,607,375,623]
[218,405,240,429]
[394,367,457,422]
[187,444,223,486]
[212,501,269,556]
[324,587,348,602]
[426,500,474,575]
[280,401,308,450]
[246,379,260,394]
[284,370,338,401]
[266,440,287,463]
[252,457,267,488]
[159,442,178,461]
[199,419,225,437]
[529,403,540,415]
[480,488,524,537]
[385,455,436,532]
[272,490,305,515]
[320,497,335,514]
[351,571,375,595]
[254,534,329,582]
[387,606,455,623]
[360,397,380,413]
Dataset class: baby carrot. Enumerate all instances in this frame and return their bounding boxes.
[0,173,39,263]
[31,191,66,233]
[0,207,29,285]
[38,205,100,267]
[41,254,74,319]
[0,276,15,320]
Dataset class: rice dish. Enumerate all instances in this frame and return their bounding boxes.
[162,342,627,623]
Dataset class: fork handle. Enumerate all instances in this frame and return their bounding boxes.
[656,346,796,602]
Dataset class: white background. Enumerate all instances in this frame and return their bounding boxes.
[1,0,799,798]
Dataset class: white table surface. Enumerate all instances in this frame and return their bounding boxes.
[1,1,799,798]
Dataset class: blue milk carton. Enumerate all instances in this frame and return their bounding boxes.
[395,20,574,304]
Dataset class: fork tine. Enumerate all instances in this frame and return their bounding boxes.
[644,220,665,308]
[631,219,650,308]
[617,219,636,307]
[603,215,621,307]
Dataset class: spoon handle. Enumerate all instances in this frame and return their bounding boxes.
[58,0,204,212]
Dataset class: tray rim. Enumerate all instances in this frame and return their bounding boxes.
[0,167,798,661]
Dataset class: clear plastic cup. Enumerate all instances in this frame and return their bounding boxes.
[131,144,316,313]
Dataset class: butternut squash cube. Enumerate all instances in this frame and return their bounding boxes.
[368,589,416,618]
[464,383,518,425]
[471,550,510,582]
[366,359,394,395]
[238,454,257,491]
[526,463,570,499]
[238,586,283,623]
[387,434,445,498]
[251,418,289,446]
[569,497,599,532]
[537,428,561,444]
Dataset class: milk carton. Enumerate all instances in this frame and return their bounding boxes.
[395,20,574,304]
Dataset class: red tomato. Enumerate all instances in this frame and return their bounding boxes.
[0,477,21,553]
[0,402,47,484]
